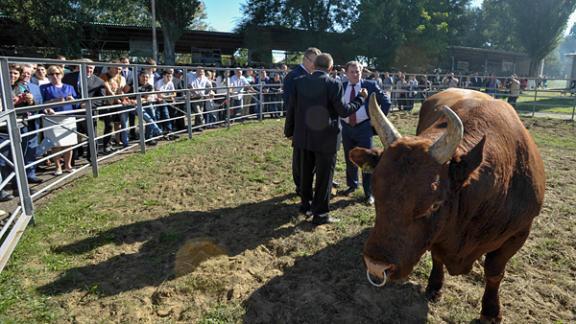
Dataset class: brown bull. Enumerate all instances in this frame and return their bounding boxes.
[350,88,545,323]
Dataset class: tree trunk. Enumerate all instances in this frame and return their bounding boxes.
[528,57,544,77]
[162,30,176,65]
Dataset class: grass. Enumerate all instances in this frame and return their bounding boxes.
[0,116,574,323]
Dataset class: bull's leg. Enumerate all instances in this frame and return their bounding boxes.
[425,253,444,302]
[481,230,530,323]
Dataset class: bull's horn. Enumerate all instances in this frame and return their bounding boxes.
[369,93,401,149]
[429,105,464,164]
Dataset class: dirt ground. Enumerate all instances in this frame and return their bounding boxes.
[2,114,575,323]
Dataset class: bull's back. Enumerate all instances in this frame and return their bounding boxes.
[423,94,545,258]
[417,89,493,134]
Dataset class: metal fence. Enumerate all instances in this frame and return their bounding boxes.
[0,57,284,272]
[377,73,576,120]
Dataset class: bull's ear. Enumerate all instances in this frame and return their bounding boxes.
[449,136,485,190]
[349,147,383,174]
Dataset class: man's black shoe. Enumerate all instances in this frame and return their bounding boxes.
[332,180,340,188]
[340,187,356,196]
[311,214,339,226]
[28,177,44,184]
[148,140,158,146]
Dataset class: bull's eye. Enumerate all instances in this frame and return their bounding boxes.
[430,201,443,212]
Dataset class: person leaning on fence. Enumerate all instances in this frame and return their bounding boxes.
[188,68,213,129]
[18,64,44,184]
[172,68,187,131]
[100,60,130,153]
[0,65,35,198]
[136,71,163,145]
[62,58,109,162]
[40,65,78,175]
[203,70,218,125]
[229,68,254,118]
[267,73,283,117]
[507,74,520,107]
[154,69,177,138]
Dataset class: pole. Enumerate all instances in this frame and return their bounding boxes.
[259,79,264,121]
[183,68,193,139]
[151,0,158,63]
[79,63,99,177]
[225,76,231,128]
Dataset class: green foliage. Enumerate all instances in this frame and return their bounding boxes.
[351,0,470,70]
[238,0,358,32]
[509,0,576,76]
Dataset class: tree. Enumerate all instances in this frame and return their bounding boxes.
[351,0,470,70]
[0,0,99,55]
[509,0,576,76]
[237,0,357,32]
[146,0,204,65]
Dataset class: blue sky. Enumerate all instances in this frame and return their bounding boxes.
[203,0,245,32]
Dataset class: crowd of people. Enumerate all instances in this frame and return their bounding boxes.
[0,57,287,204]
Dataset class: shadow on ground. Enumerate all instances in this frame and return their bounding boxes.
[242,227,429,323]
[37,194,357,297]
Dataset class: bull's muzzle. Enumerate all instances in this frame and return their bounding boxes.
[364,255,394,288]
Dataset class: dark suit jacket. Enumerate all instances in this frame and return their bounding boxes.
[284,71,365,154]
[342,79,391,116]
[282,65,308,109]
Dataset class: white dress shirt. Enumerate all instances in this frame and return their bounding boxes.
[341,81,368,125]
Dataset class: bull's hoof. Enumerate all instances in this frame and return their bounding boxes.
[479,314,502,323]
[425,288,442,302]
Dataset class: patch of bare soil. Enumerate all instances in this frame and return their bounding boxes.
[18,117,576,323]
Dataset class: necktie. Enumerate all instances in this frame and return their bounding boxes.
[349,84,357,126]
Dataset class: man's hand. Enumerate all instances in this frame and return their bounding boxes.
[359,88,368,98]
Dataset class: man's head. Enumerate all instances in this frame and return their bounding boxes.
[162,69,174,81]
[345,60,363,84]
[196,68,205,78]
[235,67,242,77]
[302,47,321,72]
[138,71,150,85]
[78,58,95,77]
[20,64,34,83]
[35,65,47,79]
[314,53,333,72]
[120,57,130,65]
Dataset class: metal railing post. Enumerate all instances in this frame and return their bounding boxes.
[0,59,33,217]
[79,63,99,177]
[136,94,146,154]
[532,86,538,117]
[225,76,231,128]
[570,96,576,121]
[184,69,193,139]
[259,80,264,122]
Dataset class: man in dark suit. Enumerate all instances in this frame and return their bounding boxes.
[285,53,368,225]
[283,47,321,197]
[340,61,391,205]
